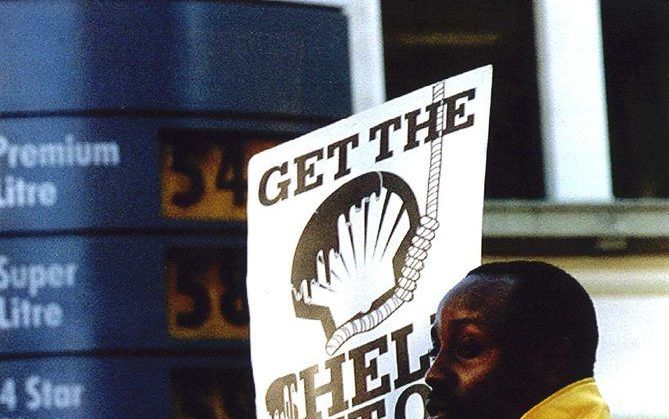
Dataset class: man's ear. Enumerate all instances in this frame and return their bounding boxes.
[535,336,576,389]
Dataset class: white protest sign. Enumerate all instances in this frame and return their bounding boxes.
[247,66,492,419]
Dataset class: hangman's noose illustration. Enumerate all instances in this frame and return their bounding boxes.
[323,81,446,354]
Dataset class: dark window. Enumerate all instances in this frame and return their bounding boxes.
[382,0,543,198]
[602,0,669,198]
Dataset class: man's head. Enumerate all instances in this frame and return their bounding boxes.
[425,261,599,419]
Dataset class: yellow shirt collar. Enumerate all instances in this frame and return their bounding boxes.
[521,378,611,419]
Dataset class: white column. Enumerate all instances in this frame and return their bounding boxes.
[273,0,386,112]
[533,0,613,202]
[339,0,386,112]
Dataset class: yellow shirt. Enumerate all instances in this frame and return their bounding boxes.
[521,378,611,419]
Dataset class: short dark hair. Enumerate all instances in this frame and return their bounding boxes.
[468,261,599,377]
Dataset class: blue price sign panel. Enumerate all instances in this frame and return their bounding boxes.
[0,2,350,117]
[0,357,254,419]
[0,118,305,231]
[0,0,352,232]
[0,235,249,354]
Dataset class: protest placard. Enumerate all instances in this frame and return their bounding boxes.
[248,66,492,418]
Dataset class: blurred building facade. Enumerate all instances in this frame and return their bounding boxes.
[292,0,669,418]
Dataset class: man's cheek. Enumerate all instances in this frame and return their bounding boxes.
[457,360,497,390]
[458,370,505,410]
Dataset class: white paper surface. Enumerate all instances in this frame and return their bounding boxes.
[247,66,492,418]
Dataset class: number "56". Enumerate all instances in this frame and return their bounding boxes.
[168,248,249,338]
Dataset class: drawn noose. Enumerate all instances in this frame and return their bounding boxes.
[324,82,446,355]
